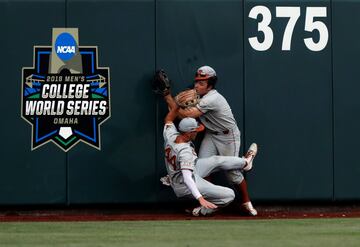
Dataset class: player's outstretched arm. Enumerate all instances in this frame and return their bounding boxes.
[164,106,178,124]
[181,169,217,209]
[164,94,178,111]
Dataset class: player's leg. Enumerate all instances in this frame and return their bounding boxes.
[211,129,245,182]
[198,132,218,158]
[192,174,235,216]
[197,133,218,183]
[195,155,255,216]
[213,127,241,157]
[210,138,259,216]
[205,168,257,216]
[195,156,247,178]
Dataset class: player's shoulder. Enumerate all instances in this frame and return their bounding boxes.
[164,122,173,127]
[203,89,221,99]
[201,89,226,104]
[163,122,178,139]
[176,144,194,158]
[205,89,218,96]
[164,122,176,132]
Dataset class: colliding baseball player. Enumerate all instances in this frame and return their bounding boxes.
[163,101,257,216]
[153,66,258,216]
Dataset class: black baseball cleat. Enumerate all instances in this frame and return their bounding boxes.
[243,143,258,172]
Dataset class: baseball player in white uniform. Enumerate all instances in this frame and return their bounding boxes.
[163,103,257,216]
[165,65,258,216]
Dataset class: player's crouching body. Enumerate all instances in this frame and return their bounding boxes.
[162,65,258,216]
[163,106,257,216]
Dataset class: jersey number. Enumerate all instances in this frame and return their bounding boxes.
[165,147,177,170]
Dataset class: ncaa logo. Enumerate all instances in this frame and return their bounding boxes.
[55,32,77,61]
[22,28,111,152]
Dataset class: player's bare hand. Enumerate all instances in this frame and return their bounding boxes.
[198,197,218,209]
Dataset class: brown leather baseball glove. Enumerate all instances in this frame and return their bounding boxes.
[174,89,200,108]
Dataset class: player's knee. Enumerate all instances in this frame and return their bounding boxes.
[234,174,244,185]
[223,188,235,205]
[226,172,244,185]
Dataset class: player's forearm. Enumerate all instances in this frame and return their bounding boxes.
[181,169,201,199]
[164,94,178,111]
[164,108,177,124]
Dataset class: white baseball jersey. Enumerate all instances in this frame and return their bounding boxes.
[196,89,237,132]
[163,122,197,197]
[196,89,242,184]
[162,123,248,216]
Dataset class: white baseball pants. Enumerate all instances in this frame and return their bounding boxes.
[198,127,244,184]
[193,155,247,215]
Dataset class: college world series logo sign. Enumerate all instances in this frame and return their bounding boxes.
[21,28,111,152]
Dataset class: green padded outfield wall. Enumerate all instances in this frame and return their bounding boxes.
[0,0,360,205]
[332,0,360,200]
[66,0,157,203]
[0,0,67,205]
[244,0,333,200]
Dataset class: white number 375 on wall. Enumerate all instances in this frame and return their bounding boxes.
[248,6,329,52]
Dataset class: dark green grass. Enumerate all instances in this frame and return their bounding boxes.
[0,218,359,247]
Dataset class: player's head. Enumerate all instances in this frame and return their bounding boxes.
[178,117,205,141]
[194,66,217,87]
[194,65,218,95]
